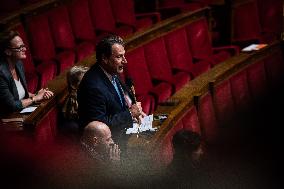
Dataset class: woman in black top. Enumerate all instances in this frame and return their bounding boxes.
[0,30,53,115]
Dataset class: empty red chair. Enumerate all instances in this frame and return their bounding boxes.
[211,80,235,125]
[230,69,252,113]
[196,92,219,143]
[88,0,133,37]
[25,14,57,88]
[144,37,190,92]
[125,47,172,105]
[231,0,262,44]
[182,106,201,135]
[186,17,239,68]
[164,28,194,77]
[257,0,283,42]
[47,5,94,66]
[15,24,39,93]
[109,0,160,32]
[68,0,97,45]
[246,60,268,101]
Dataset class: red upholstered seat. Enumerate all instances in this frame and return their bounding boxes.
[186,18,239,67]
[24,15,58,88]
[230,70,252,113]
[125,47,172,105]
[246,60,268,101]
[144,37,190,92]
[257,0,283,42]
[196,92,218,143]
[88,0,133,37]
[231,0,262,44]
[164,28,193,76]
[212,80,235,125]
[182,106,201,135]
[68,0,96,44]
[109,0,160,32]
[47,5,94,66]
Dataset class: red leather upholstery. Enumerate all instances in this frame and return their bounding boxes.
[25,14,58,88]
[48,5,94,66]
[231,0,262,43]
[182,106,201,134]
[212,80,235,125]
[164,28,193,75]
[125,46,172,105]
[110,0,160,32]
[144,37,190,92]
[68,0,96,44]
[89,0,133,37]
[230,70,252,113]
[246,60,268,101]
[196,92,218,143]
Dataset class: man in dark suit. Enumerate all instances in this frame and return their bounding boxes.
[77,35,144,143]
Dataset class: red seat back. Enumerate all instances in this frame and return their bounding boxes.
[164,28,193,73]
[89,0,116,32]
[25,13,56,61]
[231,0,261,42]
[212,80,235,125]
[196,92,218,143]
[109,0,136,26]
[144,37,173,83]
[48,5,76,50]
[125,47,153,96]
[230,69,252,112]
[186,18,213,61]
[68,0,96,42]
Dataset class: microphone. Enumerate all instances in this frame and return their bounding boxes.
[125,77,137,103]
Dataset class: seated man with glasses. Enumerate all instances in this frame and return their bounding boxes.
[0,30,54,115]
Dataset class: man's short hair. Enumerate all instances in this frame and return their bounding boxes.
[95,35,124,63]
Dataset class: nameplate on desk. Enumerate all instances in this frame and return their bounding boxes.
[1,117,23,123]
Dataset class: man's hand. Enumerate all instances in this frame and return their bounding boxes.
[129,102,146,124]
[109,144,121,162]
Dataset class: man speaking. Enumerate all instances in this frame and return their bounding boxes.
[77,35,144,144]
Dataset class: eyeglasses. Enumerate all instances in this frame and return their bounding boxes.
[8,44,27,52]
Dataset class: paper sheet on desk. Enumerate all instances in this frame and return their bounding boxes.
[126,114,157,134]
[20,106,37,114]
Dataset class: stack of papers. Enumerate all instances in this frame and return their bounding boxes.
[20,106,37,114]
[126,114,157,134]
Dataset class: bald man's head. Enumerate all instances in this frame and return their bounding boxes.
[81,121,114,155]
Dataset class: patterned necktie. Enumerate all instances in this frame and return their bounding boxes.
[112,76,124,107]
